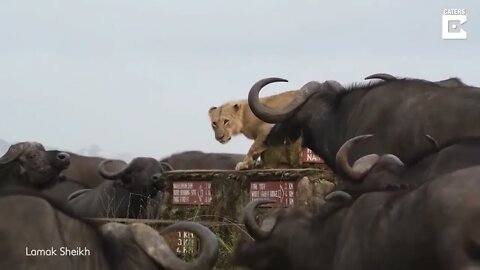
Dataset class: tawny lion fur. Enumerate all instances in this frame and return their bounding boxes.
[208,90,297,170]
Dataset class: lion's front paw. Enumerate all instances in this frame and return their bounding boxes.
[235,161,253,171]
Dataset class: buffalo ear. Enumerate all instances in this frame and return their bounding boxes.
[233,104,241,111]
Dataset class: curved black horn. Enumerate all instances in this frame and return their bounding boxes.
[364,73,397,81]
[336,135,375,181]
[248,78,323,123]
[243,199,276,240]
[0,143,26,165]
[325,190,352,202]
[160,161,174,172]
[98,159,133,179]
[158,222,219,270]
[426,134,440,150]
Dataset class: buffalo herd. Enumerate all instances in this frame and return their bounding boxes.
[0,145,225,269]
[235,73,480,270]
[2,72,480,269]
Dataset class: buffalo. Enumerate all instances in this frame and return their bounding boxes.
[364,73,470,87]
[333,135,480,197]
[67,157,166,218]
[43,151,126,203]
[0,189,219,270]
[160,151,245,170]
[60,152,127,188]
[43,178,89,203]
[234,163,480,270]
[248,77,480,177]
[233,135,480,269]
[43,153,141,204]
[0,142,70,189]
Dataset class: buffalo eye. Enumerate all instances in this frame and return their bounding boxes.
[26,152,36,160]
[224,119,229,125]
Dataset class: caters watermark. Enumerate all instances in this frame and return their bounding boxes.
[442,9,467,40]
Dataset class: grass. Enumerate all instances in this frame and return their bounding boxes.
[98,196,250,269]
[172,207,251,269]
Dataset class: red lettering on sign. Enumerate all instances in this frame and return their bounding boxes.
[172,181,212,205]
[300,148,324,163]
[250,181,296,207]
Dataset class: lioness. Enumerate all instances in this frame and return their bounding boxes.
[208,91,297,170]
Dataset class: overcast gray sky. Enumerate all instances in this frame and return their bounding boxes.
[1,0,478,161]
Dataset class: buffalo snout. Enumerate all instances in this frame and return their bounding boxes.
[55,152,70,168]
[47,151,70,170]
[151,173,166,191]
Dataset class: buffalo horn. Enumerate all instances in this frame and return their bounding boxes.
[336,135,378,181]
[325,190,352,202]
[426,134,440,150]
[160,161,174,172]
[243,199,276,240]
[364,73,397,81]
[382,154,405,167]
[131,222,219,270]
[248,78,324,123]
[100,222,129,240]
[0,143,26,165]
[98,159,133,179]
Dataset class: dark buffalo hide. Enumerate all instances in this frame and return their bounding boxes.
[67,157,166,218]
[43,179,88,203]
[60,152,127,188]
[248,77,480,179]
[334,135,480,197]
[0,142,70,189]
[160,151,245,170]
[234,166,480,270]
[0,189,218,270]
[42,152,127,204]
[364,73,471,87]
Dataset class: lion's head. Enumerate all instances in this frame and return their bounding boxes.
[208,102,244,144]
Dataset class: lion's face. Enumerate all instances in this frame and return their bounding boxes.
[208,103,244,144]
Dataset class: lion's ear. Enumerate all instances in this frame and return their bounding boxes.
[208,106,217,115]
[233,104,241,111]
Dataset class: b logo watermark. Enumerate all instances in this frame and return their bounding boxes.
[442,9,467,40]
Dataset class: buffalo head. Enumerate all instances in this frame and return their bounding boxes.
[234,199,320,270]
[98,157,166,197]
[0,142,70,189]
[336,135,404,181]
[333,133,447,198]
[335,134,441,189]
[248,77,344,146]
[101,221,219,270]
[333,135,408,194]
